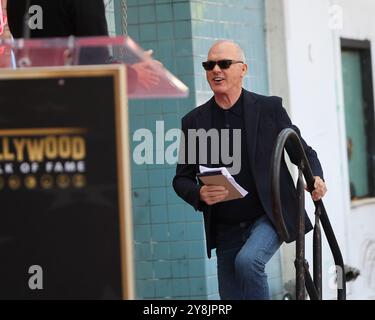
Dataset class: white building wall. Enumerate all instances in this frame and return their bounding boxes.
[335,0,375,300]
[283,0,375,299]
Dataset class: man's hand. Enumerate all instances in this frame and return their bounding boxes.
[200,185,229,205]
[311,176,327,201]
[132,61,160,89]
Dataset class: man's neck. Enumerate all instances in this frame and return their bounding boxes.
[214,89,242,110]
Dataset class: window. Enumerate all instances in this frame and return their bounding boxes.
[341,39,375,200]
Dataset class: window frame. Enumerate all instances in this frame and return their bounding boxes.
[341,38,375,199]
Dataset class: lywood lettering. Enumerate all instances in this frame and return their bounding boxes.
[0,136,86,162]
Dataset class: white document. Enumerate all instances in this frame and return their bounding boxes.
[199,165,248,197]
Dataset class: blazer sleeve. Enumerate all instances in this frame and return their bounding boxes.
[172,117,207,212]
[274,98,324,180]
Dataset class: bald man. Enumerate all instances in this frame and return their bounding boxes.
[173,40,327,300]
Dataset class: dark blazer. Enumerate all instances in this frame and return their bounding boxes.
[8,0,108,38]
[173,89,324,258]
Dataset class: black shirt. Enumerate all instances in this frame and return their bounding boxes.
[8,0,108,38]
[210,90,265,224]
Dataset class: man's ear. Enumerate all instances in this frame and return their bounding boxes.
[241,63,248,77]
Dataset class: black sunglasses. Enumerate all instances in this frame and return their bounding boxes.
[202,59,244,71]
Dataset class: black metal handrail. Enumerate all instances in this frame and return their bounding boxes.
[271,128,346,300]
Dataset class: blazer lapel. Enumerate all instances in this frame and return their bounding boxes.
[196,99,212,132]
[194,92,260,170]
[243,90,260,171]
[196,99,213,166]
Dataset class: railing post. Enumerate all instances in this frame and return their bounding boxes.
[295,168,306,300]
[304,260,319,300]
[319,208,347,300]
[271,128,346,300]
[313,206,323,299]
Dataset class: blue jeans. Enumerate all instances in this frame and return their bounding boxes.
[215,215,281,300]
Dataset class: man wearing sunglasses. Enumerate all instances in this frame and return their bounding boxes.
[173,40,327,300]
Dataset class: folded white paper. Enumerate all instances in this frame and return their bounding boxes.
[199,165,248,197]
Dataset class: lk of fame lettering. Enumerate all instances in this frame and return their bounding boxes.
[0,128,88,191]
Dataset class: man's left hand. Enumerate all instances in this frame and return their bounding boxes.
[311,176,327,201]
